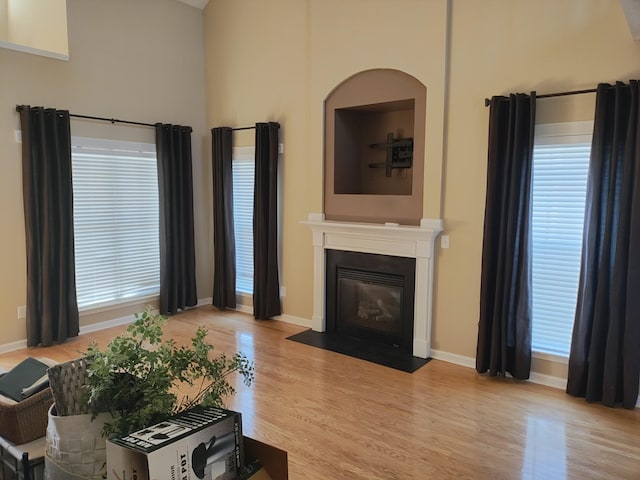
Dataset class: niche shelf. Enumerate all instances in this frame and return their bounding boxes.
[324,69,426,225]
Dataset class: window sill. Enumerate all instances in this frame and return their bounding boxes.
[532,350,569,365]
[79,294,159,317]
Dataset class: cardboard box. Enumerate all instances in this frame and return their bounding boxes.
[242,438,287,480]
[106,407,243,480]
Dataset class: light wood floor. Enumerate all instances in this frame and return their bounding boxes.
[1,307,638,480]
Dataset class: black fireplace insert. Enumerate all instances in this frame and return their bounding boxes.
[325,249,416,353]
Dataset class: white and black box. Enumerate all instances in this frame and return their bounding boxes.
[107,406,243,480]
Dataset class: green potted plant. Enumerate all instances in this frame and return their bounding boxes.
[84,307,255,438]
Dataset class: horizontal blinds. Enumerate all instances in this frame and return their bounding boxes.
[71,139,159,310]
[531,135,590,356]
[232,150,255,294]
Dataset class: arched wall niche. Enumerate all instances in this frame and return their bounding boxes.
[324,68,426,226]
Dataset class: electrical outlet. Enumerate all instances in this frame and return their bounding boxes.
[17,305,26,319]
[441,235,450,249]
[14,130,22,144]
[279,286,286,298]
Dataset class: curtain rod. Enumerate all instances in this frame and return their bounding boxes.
[483,88,598,107]
[231,126,256,131]
[15,105,155,127]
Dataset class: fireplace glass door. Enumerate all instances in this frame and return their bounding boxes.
[326,250,415,352]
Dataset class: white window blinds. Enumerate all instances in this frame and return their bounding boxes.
[71,137,160,311]
[531,122,592,357]
[232,146,255,295]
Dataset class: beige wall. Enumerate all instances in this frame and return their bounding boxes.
[3,0,68,57]
[0,0,208,344]
[0,1,8,41]
[204,0,447,323]
[204,0,313,319]
[204,0,640,377]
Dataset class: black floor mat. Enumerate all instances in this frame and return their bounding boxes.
[286,330,431,373]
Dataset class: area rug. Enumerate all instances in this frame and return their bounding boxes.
[286,330,431,373]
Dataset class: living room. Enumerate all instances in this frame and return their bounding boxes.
[0,0,639,478]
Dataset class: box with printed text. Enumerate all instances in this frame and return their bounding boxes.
[106,406,243,480]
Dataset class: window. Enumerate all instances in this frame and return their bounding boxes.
[232,146,255,295]
[71,137,160,311]
[531,122,592,357]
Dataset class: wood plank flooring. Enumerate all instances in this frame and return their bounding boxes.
[1,307,638,479]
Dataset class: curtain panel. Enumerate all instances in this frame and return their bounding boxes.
[567,81,640,409]
[253,122,282,320]
[18,105,79,346]
[476,93,536,380]
[211,127,237,310]
[155,124,198,315]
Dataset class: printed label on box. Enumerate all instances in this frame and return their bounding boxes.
[107,407,243,480]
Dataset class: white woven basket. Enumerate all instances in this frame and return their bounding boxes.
[44,405,110,480]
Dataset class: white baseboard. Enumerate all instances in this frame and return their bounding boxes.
[234,304,253,315]
[430,349,476,369]
[275,314,314,329]
[429,349,576,393]
[0,314,136,354]
[529,371,568,390]
[79,314,136,335]
[229,299,314,329]
[197,297,213,307]
[0,339,28,355]
[233,309,314,330]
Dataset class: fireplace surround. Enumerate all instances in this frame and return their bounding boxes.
[303,213,442,359]
[307,68,441,360]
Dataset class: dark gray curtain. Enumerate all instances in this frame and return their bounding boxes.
[211,127,236,310]
[253,122,281,319]
[476,93,536,380]
[567,81,640,409]
[18,105,79,347]
[155,124,197,315]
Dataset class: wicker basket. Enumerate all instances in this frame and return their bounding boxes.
[46,357,89,416]
[0,386,54,444]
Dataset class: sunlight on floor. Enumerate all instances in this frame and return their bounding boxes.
[522,415,567,479]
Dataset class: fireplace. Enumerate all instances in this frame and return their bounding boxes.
[303,214,442,359]
[301,70,440,362]
[326,250,415,353]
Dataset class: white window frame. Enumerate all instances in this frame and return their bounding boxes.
[531,121,593,363]
[71,136,160,313]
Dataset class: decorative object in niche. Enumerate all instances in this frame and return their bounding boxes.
[368,133,413,177]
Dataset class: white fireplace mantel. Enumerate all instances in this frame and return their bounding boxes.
[302,213,443,359]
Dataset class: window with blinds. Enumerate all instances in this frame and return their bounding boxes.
[232,146,255,294]
[71,137,160,311]
[531,122,592,357]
